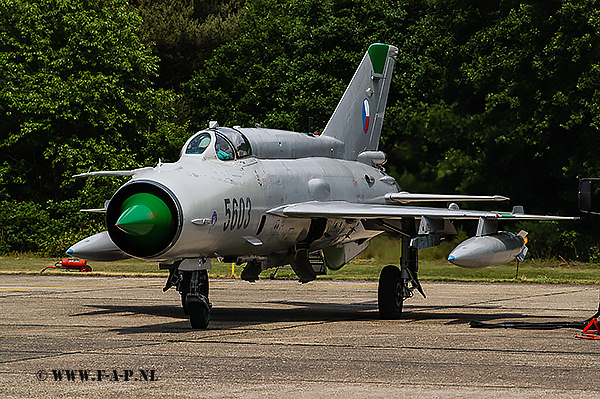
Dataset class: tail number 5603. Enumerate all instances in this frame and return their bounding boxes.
[223,197,251,231]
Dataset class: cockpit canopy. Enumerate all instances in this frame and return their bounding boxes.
[185,132,211,155]
[218,127,252,158]
[183,127,252,160]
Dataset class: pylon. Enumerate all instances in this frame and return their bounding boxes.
[575,317,600,339]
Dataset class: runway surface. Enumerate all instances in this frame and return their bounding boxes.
[1,274,600,398]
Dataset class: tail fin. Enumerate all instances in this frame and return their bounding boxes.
[321,43,398,160]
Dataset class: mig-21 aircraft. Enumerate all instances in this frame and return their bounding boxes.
[68,43,576,329]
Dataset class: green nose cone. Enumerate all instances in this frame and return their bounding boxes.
[116,193,172,240]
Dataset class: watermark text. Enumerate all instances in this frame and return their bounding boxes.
[35,369,157,382]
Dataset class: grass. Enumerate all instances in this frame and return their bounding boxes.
[2,232,598,284]
[2,252,600,285]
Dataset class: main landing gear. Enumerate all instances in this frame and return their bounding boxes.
[164,268,211,329]
[377,238,426,319]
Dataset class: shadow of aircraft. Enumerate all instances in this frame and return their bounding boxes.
[70,298,573,335]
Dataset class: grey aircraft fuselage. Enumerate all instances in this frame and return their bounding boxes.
[133,127,391,262]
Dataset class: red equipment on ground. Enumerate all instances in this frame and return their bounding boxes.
[41,259,91,273]
[575,318,600,340]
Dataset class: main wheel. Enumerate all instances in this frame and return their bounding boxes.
[378,265,403,319]
[188,299,210,329]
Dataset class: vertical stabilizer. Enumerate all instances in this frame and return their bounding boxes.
[321,43,398,160]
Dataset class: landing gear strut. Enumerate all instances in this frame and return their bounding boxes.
[179,270,211,329]
[378,235,425,319]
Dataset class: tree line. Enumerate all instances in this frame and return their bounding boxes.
[1,0,599,259]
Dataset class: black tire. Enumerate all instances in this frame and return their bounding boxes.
[188,301,210,329]
[378,265,403,319]
[181,294,189,315]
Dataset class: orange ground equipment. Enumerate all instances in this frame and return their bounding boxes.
[41,259,91,273]
[575,317,600,340]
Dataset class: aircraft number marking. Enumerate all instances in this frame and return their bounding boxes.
[223,197,251,231]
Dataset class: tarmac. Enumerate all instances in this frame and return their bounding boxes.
[1,274,600,398]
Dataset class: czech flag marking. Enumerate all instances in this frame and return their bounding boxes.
[362,98,370,134]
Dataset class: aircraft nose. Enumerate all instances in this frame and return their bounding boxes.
[115,193,172,237]
[107,182,181,259]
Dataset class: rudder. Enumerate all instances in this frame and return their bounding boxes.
[321,43,398,161]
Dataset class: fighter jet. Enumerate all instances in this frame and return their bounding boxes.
[68,43,575,329]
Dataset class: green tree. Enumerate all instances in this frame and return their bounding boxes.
[133,0,243,90]
[0,0,186,253]
[184,0,409,131]
[384,1,600,216]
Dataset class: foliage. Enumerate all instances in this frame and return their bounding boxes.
[0,0,186,204]
[3,0,600,259]
[384,0,600,214]
[184,0,408,131]
[0,0,189,253]
[0,199,101,255]
[134,0,243,89]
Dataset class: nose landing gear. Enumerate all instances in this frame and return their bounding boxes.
[164,267,211,329]
[184,270,211,329]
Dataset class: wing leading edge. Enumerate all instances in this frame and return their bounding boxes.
[267,200,577,221]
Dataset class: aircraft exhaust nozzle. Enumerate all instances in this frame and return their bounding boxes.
[106,181,182,259]
[447,232,527,269]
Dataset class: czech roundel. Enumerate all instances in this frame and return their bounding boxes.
[362,98,370,134]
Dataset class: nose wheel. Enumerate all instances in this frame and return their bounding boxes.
[187,294,211,329]
[178,270,211,329]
